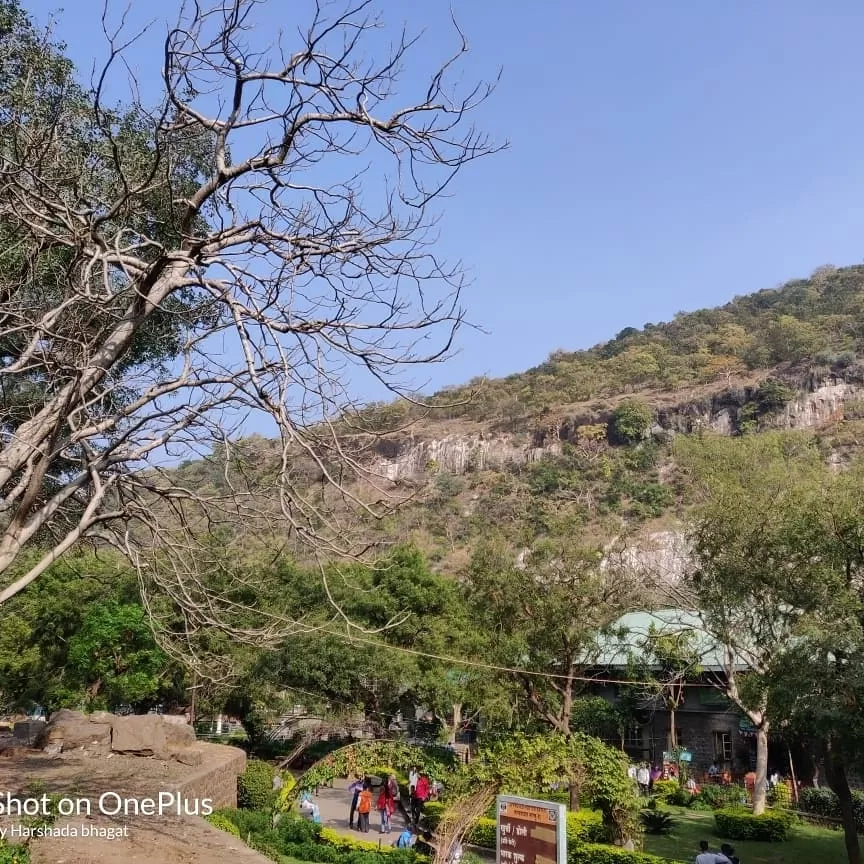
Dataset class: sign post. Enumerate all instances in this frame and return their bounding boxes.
[496,795,566,864]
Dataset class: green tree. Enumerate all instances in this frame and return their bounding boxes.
[609,400,654,444]
[677,432,826,815]
[465,536,636,733]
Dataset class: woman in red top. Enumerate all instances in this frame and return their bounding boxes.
[411,774,430,825]
[377,780,396,834]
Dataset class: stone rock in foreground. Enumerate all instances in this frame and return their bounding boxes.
[36,711,197,762]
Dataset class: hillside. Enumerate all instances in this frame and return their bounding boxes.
[172,263,864,573]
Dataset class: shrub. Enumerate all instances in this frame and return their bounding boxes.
[466,817,496,848]
[278,813,322,844]
[714,807,795,842]
[0,844,29,864]
[567,810,607,844]
[692,784,745,810]
[798,787,864,830]
[768,782,791,809]
[610,400,653,444]
[217,807,272,837]
[238,759,277,810]
[422,801,445,829]
[640,809,675,835]
[650,780,679,803]
[568,843,673,864]
[206,812,241,837]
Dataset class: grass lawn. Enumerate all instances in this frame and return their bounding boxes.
[643,807,849,863]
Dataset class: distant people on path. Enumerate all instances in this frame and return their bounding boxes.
[378,776,397,833]
[348,774,364,830]
[649,764,662,791]
[411,773,430,825]
[720,843,739,864]
[627,763,638,783]
[409,767,419,790]
[637,764,650,796]
[685,776,699,794]
[357,781,373,833]
[707,762,719,780]
[695,840,731,863]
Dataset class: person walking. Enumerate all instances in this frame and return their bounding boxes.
[637,763,650,796]
[378,780,396,833]
[357,781,373,833]
[411,774,430,825]
[348,774,364,830]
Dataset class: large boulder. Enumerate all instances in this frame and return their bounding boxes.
[111,714,167,757]
[36,714,111,754]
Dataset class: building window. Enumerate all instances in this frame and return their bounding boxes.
[714,731,733,763]
[626,725,642,747]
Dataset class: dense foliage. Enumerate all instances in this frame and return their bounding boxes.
[714,807,796,842]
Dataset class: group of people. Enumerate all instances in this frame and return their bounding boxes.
[630,762,674,796]
[347,767,433,834]
[695,839,740,864]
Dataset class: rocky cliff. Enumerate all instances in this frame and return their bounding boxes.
[373,371,864,481]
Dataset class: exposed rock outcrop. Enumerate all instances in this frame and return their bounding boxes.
[36,710,199,762]
[372,373,864,481]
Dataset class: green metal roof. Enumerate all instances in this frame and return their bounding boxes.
[593,608,747,672]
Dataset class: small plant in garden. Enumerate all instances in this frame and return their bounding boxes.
[640,809,675,835]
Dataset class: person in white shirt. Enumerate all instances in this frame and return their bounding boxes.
[695,840,730,864]
[636,764,650,796]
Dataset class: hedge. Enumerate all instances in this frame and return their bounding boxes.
[568,844,674,864]
[798,787,864,830]
[714,807,795,842]
[453,810,606,849]
[238,759,277,810]
[206,812,241,837]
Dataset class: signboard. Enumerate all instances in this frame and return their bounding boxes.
[496,795,566,864]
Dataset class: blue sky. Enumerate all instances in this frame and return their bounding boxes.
[24,0,864,398]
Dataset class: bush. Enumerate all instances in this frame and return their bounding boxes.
[768,782,792,809]
[650,780,679,803]
[691,784,745,810]
[278,813,322,844]
[238,759,277,810]
[567,810,607,844]
[206,812,241,837]
[798,787,864,829]
[714,807,794,842]
[609,400,653,444]
[0,844,29,864]
[640,809,675,835]
[219,807,272,837]
[422,801,445,829]
[466,818,496,848]
[568,843,673,864]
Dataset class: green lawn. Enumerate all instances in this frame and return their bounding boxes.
[643,808,849,864]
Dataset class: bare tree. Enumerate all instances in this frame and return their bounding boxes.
[0,0,500,645]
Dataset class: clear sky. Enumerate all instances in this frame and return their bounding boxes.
[23,0,864,398]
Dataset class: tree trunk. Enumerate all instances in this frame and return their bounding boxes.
[823,740,861,864]
[449,703,462,745]
[752,724,769,815]
[669,707,677,751]
[569,781,580,812]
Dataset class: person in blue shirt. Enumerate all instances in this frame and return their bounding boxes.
[395,826,416,848]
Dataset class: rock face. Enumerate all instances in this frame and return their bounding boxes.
[36,711,197,762]
[372,373,864,481]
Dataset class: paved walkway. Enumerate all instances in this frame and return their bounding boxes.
[312,778,411,839]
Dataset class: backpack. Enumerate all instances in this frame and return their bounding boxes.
[388,777,399,798]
